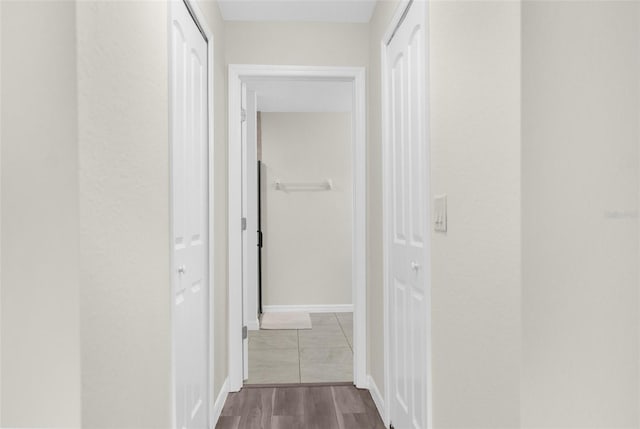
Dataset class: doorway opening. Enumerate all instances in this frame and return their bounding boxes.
[228,65,366,392]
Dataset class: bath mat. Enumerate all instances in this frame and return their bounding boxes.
[260,312,312,330]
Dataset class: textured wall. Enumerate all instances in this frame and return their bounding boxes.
[429,2,522,426]
[225,21,368,67]
[261,112,352,307]
[522,2,640,426]
[77,2,172,426]
[1,1,81,426]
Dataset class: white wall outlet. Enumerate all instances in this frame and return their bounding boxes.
[434,194,447,233]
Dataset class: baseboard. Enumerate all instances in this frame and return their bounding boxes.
[262,304,353,313]
[210,377,229,428]
[246,318,260,331]
[367,375,387,427]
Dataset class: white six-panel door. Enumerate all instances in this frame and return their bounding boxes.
[171,1,209,428]
[386,1,430,428]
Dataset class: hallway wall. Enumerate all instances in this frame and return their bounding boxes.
[225,21,368,66]
[260,112,353,307]
[0,1,81,426]
[429,1,522,426]
[522,3,640,427]
[77,2,172,426]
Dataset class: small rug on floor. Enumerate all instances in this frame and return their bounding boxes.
[260,312,312,330]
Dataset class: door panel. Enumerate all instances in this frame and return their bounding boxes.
[392,54,406,245]
[387,1,429,428]
[171,1,209,428]
[257,160,263,316]
[409,26,425,247]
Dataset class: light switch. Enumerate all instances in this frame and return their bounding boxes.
[434,194,447,233]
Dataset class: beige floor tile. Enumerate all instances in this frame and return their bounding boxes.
[247,313,356,384]
[298,329,351,349]
[246,348,300,384]
[310,313,340,328]
[336,313,353,348]
[336,312,353,327]
[248,329,298,351]
[309,323,344,336]
[299,347,353,383]
[342,326,353,348]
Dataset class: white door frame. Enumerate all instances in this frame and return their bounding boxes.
[381,1,433,427]
[168,0,215,427]
[228,64,367,392]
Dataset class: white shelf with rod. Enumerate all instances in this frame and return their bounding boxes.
[274,179,333,192]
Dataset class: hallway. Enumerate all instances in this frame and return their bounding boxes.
[2,1,640,428]
[215,384,385,429]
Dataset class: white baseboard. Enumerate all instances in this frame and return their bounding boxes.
[262,304,353,313]
[210,377,229,428]
[246,318,260,331]
[367,375,387,427]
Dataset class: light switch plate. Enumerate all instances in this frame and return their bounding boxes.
[434,194,447,233]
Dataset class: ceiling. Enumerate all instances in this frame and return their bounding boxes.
[217,0,377,23]
[245,80,353,112]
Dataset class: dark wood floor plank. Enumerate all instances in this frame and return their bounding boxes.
[273,387,304,416]
[271,415,306,429]
[303,386,340,429]
[237,387,275,429]
[220,391,242,417]
[216,384,385,429]
[342,412,386,429]
[358,388,384,420]
[215,416,240,429]
[331,385,366,414]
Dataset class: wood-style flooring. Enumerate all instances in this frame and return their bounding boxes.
[215,384,386,429]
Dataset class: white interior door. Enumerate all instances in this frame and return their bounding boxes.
[386,1,430,428]
[245,90,259,333]
[241,87,259,382]
[171,1,209,428]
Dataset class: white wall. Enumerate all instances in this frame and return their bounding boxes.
[522,2,640,427]
[225,21,368,66]
[261,112,352,307]
[1,1,81,426]
[77,2,172,426]
[429,1,522,426]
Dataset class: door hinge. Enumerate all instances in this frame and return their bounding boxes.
[241,108,247,123]
[257,231,263,248]
[242,325,248,340]
[241,217,247,231]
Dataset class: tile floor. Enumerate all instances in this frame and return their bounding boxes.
[246,312,353,384]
